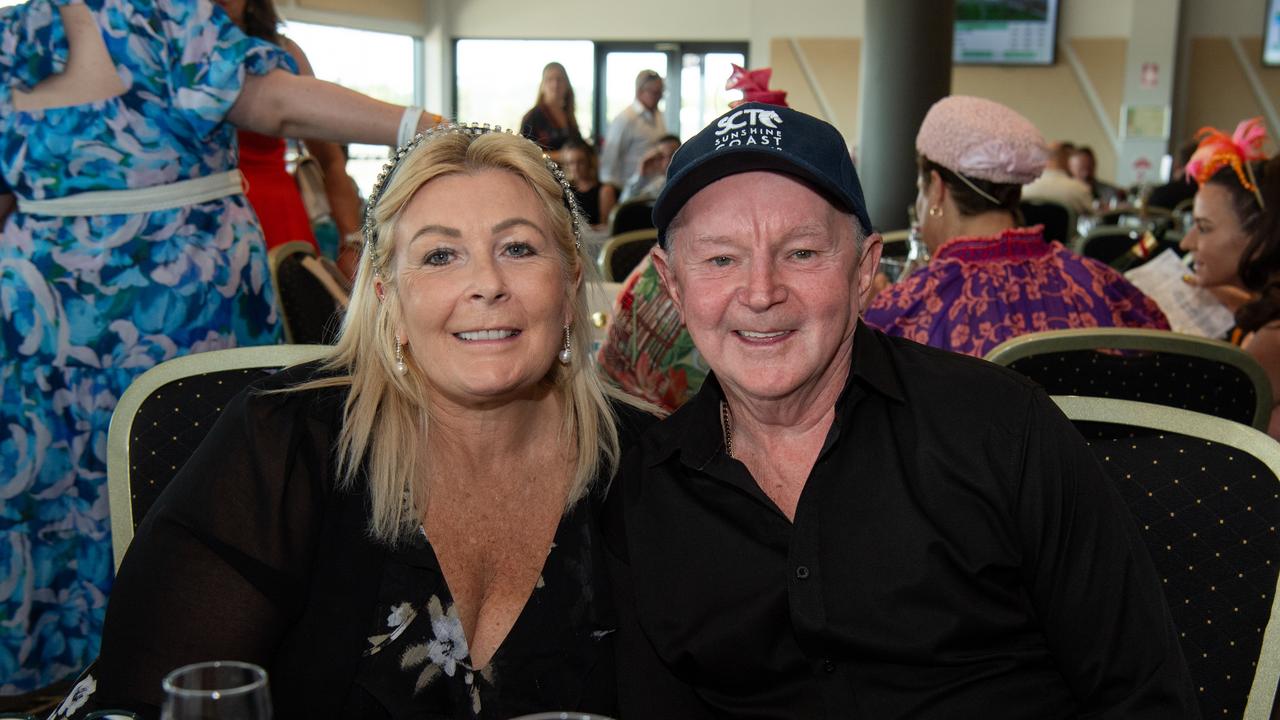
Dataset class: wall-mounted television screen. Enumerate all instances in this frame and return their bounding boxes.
[1264,0,1280,66]
[954,0,1060,66]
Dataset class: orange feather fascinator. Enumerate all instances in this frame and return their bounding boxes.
[1186,117,1268,208]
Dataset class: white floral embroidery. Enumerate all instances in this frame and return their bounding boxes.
[387,602,412,628]
[52,674,97,718]
[425,598,469,677]
[367,601,419,655]
[396,595,473,694]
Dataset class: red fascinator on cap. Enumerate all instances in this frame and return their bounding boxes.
[1187,117,1268,207]
[727,64,788,107]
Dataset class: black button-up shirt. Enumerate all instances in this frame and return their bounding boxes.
[605,322,1199,719]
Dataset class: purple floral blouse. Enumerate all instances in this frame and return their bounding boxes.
[863,226,1170,358]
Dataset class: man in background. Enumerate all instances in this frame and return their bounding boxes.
[1023,140,1093,214]
[1069,145,1125,206]
[620,134,681,202]
[600,69,666,191]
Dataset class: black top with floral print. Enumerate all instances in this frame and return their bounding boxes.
[50,364,653,720]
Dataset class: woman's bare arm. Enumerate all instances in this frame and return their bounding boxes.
[228,69,440,146]
[1242,323,1280,440]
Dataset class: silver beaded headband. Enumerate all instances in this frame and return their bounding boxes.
[361,122,584,270]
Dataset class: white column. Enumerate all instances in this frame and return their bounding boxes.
[422,0,453,119]
[1115,0,1181,186]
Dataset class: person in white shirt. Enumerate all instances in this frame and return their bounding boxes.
[1022,141,1093,215]
[600,69,666,189]
[621,134,681,202]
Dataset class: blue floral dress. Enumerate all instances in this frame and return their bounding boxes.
[0,0,289,691]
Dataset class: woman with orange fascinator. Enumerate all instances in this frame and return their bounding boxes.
[1180,117,1280,439]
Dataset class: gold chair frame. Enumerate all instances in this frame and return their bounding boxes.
[1051,395,1280,720]
[987,327,1274,431]
[267,240,318,344]
[597,227,659,282]
[105,344,330,568]
[607,197,656,236]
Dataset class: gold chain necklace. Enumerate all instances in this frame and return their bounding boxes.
[720,401,733,457]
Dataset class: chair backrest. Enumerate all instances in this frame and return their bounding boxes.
[609,198,656,235]
[880,229,911,257]
[597,228,659,282]
[1079,224,1145,264]
[268,241,347,344]
[1020,200,1073,244]
[1173,197,1196,232]
[1052,396,1280,720]
[105,345,330,568]
[986,328,1274,431]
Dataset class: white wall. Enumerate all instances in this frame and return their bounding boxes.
[1061,0,1134,37]
[1182,0,1266,36]
[438,0,1136,103]
[446,0,865,68]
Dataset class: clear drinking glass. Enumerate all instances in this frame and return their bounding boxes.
[160,661,272,720]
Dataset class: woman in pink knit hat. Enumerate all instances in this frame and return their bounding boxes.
[863,95,1169,357]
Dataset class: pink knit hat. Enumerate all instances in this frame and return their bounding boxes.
[915,95,1048,184]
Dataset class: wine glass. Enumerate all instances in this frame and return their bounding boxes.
[160,661,272,720]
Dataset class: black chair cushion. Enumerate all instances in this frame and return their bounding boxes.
[276,254,343,344]
[1075,422,1280,719]
[1020,201,1070,244]
[126,367,282,528]
[1009,350,1259,426]
[609,237,657,282]
[611,201,656,235]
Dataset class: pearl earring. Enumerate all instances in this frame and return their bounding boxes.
[558,325,572,365]
[395,338,407,375]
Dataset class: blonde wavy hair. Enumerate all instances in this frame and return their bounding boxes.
[298,128,637,544]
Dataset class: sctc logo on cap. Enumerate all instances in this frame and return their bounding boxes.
[713,108,784,151]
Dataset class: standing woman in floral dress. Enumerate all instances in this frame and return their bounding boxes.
[0,0,440,692]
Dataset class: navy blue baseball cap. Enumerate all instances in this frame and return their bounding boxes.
[653,102,873,248]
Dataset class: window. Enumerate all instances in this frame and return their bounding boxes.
[593,42,747,142]
[283,21,417,196]
[600,50,669,131]
[679,52,746,143]
[454,39,596,138]
[453,39,748,148]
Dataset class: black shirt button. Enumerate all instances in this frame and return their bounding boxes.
[823,660,836,673]
[795,565,810,580]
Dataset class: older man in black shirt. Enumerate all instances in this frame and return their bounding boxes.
[604,103,1199,719]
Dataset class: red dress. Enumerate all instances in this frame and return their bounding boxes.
[237,129,317,250]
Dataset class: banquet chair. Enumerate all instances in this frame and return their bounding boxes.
[986,327,1273,431]
[609,197,656,235]
[105,344,330,568]
[1078,224,1147,264]
[877,229,930,283]
[1078,224,1179,269]
[880,228,911,256]
[1173,196,1196,232]
[1052,395,1280,720]
[268,240,349,344]
[1098,205,1175,230]
[598,228,658,282]
[1020,200,1073,244]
